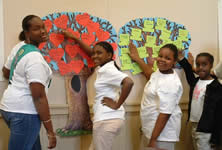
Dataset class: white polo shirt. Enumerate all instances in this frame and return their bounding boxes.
[0,45,52,114]
[93,61,128,123]
[140,69,183,142]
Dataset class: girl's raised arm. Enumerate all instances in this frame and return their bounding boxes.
[128,43,153,80]
[61,30,93,56]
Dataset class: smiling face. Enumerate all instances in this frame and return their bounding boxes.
[156,47,176,74]
[91,45,112,67]
[25,17,48,46]
[196,56,213,80]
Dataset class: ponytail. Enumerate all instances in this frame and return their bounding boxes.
[19,31,25,41]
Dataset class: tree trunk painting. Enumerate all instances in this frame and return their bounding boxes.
[61,71,93,136]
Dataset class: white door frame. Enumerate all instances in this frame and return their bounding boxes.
[0,0,4,81]
[219,0,222,61]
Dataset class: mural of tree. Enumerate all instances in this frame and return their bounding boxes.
[39,12,117,136]
[118,17,191,75]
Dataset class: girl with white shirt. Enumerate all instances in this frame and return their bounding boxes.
[0,15,56,150]
[62,30,134,150]
[129,43,183,150]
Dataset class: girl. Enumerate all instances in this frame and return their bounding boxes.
[178,52,222,150]
[129,43,183,150]
[0,15,56,150]
[62,30,134,150]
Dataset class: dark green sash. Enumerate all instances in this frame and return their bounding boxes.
[9,44,40,83]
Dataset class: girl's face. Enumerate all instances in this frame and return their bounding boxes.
[196,56,212,80]
[92,45,112,67]
[26,17,48,46]
[156,48,176,74]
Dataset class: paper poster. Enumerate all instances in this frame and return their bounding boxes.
[118,17,191,74]
[39,12,117,137]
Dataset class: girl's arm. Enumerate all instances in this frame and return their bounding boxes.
[61,30,93,56]
[2,67,10,79]
[30,82,56,149]
[178,52,196,86]
[148,113,171,147]
[128,43,153,80]
[102,77,134,109]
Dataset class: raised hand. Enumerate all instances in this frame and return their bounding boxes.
[187,52,196,72]
[177,50,185,61]
[128,42,140,62]
[60,29,77,40]
[187,52,194,67]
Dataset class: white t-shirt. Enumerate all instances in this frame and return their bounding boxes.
[0,44,52,114]
[4,41,25,69]
[140,69,183,142]
[190,79,213,122]
[93,61,128,123]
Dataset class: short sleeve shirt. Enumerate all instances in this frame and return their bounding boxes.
[140,69,183,142]
[93,61,128,122]
[0,48,52,114]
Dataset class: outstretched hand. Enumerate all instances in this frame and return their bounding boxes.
[177,50,185,61]
[128,43,140,62]
[101,97,119,110]
[187,52,196,72]
[187,52,194,68]
[60,29,77,40]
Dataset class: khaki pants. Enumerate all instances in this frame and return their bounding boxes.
[191,122,214,150]
[140,134,175,150]
[91,119,124,150]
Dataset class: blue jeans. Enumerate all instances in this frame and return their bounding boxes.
[0,110,42,150]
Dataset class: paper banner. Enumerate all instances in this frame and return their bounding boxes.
[118,17,191,75]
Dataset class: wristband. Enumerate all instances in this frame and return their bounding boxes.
[43,119,51,123]
[47,133,56,138]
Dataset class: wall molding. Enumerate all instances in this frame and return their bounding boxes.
[49,99,188,116]
[0,99,189,118]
